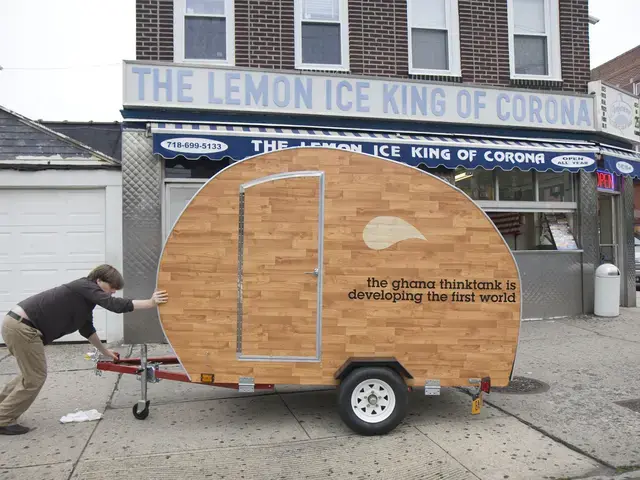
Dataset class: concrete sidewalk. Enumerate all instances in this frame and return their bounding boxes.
[485,306,640,472]
[0,307,639,480]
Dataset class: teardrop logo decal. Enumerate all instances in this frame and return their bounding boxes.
[363,216,426,250]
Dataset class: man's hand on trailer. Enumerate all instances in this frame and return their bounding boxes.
[87,333,121,362]
[132,289,169,310]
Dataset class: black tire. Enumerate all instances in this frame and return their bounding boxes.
[337,367,408,436]
[132,400,150,420]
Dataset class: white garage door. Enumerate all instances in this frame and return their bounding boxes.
[0,188,107,344]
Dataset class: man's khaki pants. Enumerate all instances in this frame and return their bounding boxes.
[0,315,47,427]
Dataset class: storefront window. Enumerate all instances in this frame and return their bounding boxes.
[453,168,576,203]
[487,211,578,251]
[454,168,495,200]
[538,171,574,202]
[496,170,535,201]
[164,156,231,179]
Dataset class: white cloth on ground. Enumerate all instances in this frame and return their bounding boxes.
[59,409,103,423]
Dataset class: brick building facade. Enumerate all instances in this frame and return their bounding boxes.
[119,0,640,347]
[591,44,640,236]
[136,0,590,93]
[591,45,640,96]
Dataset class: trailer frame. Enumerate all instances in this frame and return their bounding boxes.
[92,344,274,420]
[90,345,491,430]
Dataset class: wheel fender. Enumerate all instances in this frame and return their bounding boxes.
[334,357,413,382]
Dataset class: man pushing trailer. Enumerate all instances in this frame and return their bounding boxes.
[0,264,168,435]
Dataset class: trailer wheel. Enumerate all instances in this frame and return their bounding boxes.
[338,367,408,435]
[132,401,150,420]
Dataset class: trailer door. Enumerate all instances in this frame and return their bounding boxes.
[237,171,325,362]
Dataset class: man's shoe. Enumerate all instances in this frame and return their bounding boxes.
[0,424,30,435]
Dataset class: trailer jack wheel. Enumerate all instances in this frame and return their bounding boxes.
[338,366,408,436]
[132,400,150,420]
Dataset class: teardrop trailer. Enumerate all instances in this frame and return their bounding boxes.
[93,147,522,436]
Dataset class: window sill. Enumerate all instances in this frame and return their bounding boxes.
[512,249,584,254]
[510,75,564,83]
[478,201,577,211]
[409,68,461,78]
[174,57,235,66]
[295,63,350,73]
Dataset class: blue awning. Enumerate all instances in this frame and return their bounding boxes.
[600,146,640,179]
[150,123,599,173]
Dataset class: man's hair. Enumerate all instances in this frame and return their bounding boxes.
[87,264,125,290]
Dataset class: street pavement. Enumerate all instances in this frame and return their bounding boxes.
[486,308,640,470]
[0,305,639,480]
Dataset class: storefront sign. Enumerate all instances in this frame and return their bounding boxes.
[589,81,640,145]
[152,132,598,173]
[596,169,618,192]
[601,151,640,180]
[544,213,579,250]
[125,61,595,132]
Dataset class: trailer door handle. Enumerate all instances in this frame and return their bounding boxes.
[304,268,319,277]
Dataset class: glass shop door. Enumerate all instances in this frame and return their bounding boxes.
[597,192,625,303]
[598,193,619,265]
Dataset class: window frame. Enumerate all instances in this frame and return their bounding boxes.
[294,0,350,71]
[173,0,236,65]
[455,168,577,209]
[406,0,461,77]
[506,0,562,81]
[482,210,581,252]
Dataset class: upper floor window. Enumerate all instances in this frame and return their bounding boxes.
[407,0,461,76]
[174,0,235,64]
[507,0,561,80]
[294,0,350,71]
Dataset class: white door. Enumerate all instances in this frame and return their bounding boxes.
[0,188,107,344]
[164,183,204,240]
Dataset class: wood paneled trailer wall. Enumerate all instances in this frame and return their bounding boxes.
[157,148,522,389]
